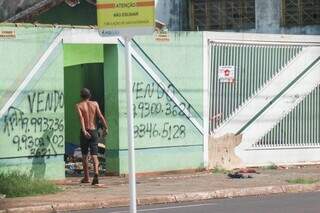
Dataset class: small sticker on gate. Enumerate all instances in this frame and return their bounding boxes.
[218,65,235,83]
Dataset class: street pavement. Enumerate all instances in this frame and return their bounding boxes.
[1,165,320,212]
[73,191,320,213]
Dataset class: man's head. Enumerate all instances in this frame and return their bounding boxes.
[80,88,91,100]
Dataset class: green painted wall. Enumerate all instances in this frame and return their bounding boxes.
[134,33,203,115]
[0,26,205,177]
[64,44,103,67]
[103,45,120,173]
[105,32,204,174]
[64,63,105,146]
[0,26,64,179]
[0,156,65,180]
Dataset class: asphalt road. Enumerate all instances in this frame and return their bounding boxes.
[72,191,320,213]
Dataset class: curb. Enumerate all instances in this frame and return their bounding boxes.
[2,183,320,212]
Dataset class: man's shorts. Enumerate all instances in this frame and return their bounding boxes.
[80,129,98,155]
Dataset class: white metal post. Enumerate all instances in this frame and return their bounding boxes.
[124,36,137,213]
[202,33,210,168]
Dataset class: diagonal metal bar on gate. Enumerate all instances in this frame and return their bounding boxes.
[0,31,63,118]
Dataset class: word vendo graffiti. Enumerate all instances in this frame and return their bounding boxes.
[2,90,64,157]
[132,81,189,141]
[28,90,64,113]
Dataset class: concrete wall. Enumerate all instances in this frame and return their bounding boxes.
[155,0,188,31]
[255,0,320,35]
[255,0,281,33]
[105,32,204,174]
[0,26,64,179]
[280,25,320,35]
[0,26,206,178]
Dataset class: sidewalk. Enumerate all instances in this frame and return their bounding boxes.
[1,165,320,212]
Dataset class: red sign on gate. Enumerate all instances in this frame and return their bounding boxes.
[218,66,235,83]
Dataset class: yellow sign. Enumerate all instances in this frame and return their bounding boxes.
[0,30,16,39]
[97,0,155,36]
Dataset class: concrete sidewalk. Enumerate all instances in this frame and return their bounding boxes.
[1,165,320,212]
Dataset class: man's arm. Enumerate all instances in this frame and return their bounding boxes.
[95,102,108,132]
[76,104,91,139]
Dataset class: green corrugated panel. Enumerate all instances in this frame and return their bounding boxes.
[255,85,320,147]
[209,43,303,132]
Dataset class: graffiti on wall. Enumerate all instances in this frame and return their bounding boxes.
[132,81,190,141]
[2,90,64,157]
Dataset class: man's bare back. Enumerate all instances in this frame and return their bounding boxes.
[77,101,99,130]
[76,100,108,139]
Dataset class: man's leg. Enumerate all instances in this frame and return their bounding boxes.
[82,155,89,182]
[91,155,99,185]
[80,131,90,183]
[92,155,99,175]
[89,130,99,185]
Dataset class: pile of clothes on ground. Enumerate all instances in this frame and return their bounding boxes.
[65,143,106,176]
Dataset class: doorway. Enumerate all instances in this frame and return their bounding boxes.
[63,44,105,176]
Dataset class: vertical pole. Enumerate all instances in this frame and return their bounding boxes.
[124,36,137,213]
[203,34,209,168]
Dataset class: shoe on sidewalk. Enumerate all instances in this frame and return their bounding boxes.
[92,174,99,185]
[228,172,253,179]
[81,178,90,183]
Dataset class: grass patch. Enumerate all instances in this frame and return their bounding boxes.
[212,166,228,174]
[286,178,319,184]
[0,171,61,198]
[263,163,278,170]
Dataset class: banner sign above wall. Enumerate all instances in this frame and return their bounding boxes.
[97,0,155,37]
[218,65,235,83]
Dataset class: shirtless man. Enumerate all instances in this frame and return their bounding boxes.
[76,88,108,185]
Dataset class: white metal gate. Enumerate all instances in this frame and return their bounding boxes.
[205,32,320,166]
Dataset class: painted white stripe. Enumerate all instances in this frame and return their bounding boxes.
[239,59,320,150]
[118,38,204,134]
[110,203,218,213]
[0,31,63,118]
[235,60,320,166]
[213,47,320,137]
